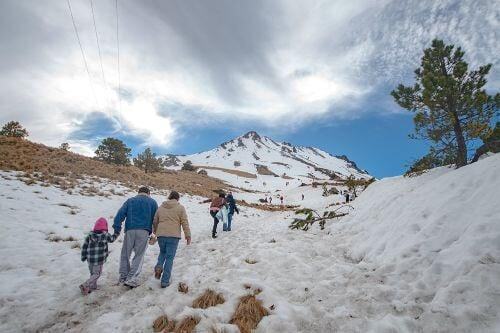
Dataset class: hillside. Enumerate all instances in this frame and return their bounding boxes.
[164,131,370,193]
[0,137,228,198]
[329,153,500,332]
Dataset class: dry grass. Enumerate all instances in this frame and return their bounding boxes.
[46,234,77,242]
[175,316,200,333]
[192,289,225,309]
[239,201,299,212]
[229,295,269,333]
[255,164,277,176]
[0,137,229,198]
[193,165,257,179]
[152,314,176,332]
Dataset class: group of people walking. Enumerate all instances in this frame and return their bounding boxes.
[209,192,239,238]
[79,186,238,294]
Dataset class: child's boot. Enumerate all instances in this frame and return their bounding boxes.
[79,284,90,295]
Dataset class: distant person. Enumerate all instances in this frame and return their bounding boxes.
[209,193,225,238]
[302,194,304,200]
[113,186,158,288]
[269,197,272,204]
[80,218,119,295]
[224,192,239,231]
[345,192,350,203]
[152,191,191,288]
[280,195,284,205]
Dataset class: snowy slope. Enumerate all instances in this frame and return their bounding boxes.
[163,131,370,192]
[330,153,500,332]
[1,154,498,332]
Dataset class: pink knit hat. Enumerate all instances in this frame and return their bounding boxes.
[93,217,108,232]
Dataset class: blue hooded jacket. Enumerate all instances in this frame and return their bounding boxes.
[113,194,158,234]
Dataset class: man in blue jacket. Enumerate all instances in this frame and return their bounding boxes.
[224,192,239,231]
[113,186,158,287]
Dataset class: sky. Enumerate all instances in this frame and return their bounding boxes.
[0,0,498,178]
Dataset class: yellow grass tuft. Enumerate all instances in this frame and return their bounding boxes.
[230,295,269,333]
[192,289,225,309]
[152,314,176,333]
[175,316,200,333]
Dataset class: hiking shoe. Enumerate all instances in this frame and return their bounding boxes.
[161,283,170,289]
[155,267,163,280]
[79,284,90,295]
[124,281,139,288]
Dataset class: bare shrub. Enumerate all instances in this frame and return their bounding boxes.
[230,295,269,333]
[192,289,225,309]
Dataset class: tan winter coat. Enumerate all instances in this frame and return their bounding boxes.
[153,200,191,239]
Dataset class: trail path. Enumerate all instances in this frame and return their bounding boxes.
[0,172,427,332]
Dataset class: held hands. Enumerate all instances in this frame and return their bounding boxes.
[186,236,191,245]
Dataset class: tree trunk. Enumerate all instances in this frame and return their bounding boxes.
[452,112,468,167]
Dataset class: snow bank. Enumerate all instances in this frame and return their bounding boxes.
[335,154,500,332]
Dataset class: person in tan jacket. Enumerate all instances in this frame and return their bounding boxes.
[152,191,191,288]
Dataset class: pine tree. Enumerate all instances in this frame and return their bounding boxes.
[0,121,28,138]
[391,39,499,168]
[94,137,131,166]
[133,147,163,173]
[181,160,196,171]
[60,142,70,151]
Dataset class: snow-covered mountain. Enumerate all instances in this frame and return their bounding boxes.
[164,131,370,185]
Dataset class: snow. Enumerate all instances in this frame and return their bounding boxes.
[0,153,499,332]
[331,153,500,332]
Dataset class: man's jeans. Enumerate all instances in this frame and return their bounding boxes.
[155,236,180,286]
[224,213,234,231]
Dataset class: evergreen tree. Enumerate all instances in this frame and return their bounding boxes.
[94,137,131,165]
[60,142,70,151]
[0,121,28,138]
[181,160,196,171]
[133,147,163,173]
[391,39,499,168]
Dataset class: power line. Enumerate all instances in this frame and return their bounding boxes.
[66,0,99,109]
[115,0,122,115]
[89,0,107,88]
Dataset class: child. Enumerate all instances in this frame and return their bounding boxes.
[80,217,119,295]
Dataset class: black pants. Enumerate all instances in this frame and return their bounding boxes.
[210,211,219,236]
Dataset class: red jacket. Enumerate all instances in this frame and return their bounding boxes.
[210,197,225,211]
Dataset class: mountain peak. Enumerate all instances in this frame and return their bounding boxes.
[241,131,262,141]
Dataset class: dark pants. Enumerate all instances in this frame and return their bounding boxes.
[210,210,219,237]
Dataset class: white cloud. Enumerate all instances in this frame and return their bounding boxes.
[0,0,498,151]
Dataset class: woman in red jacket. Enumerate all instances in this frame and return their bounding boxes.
[209,193,225,238]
